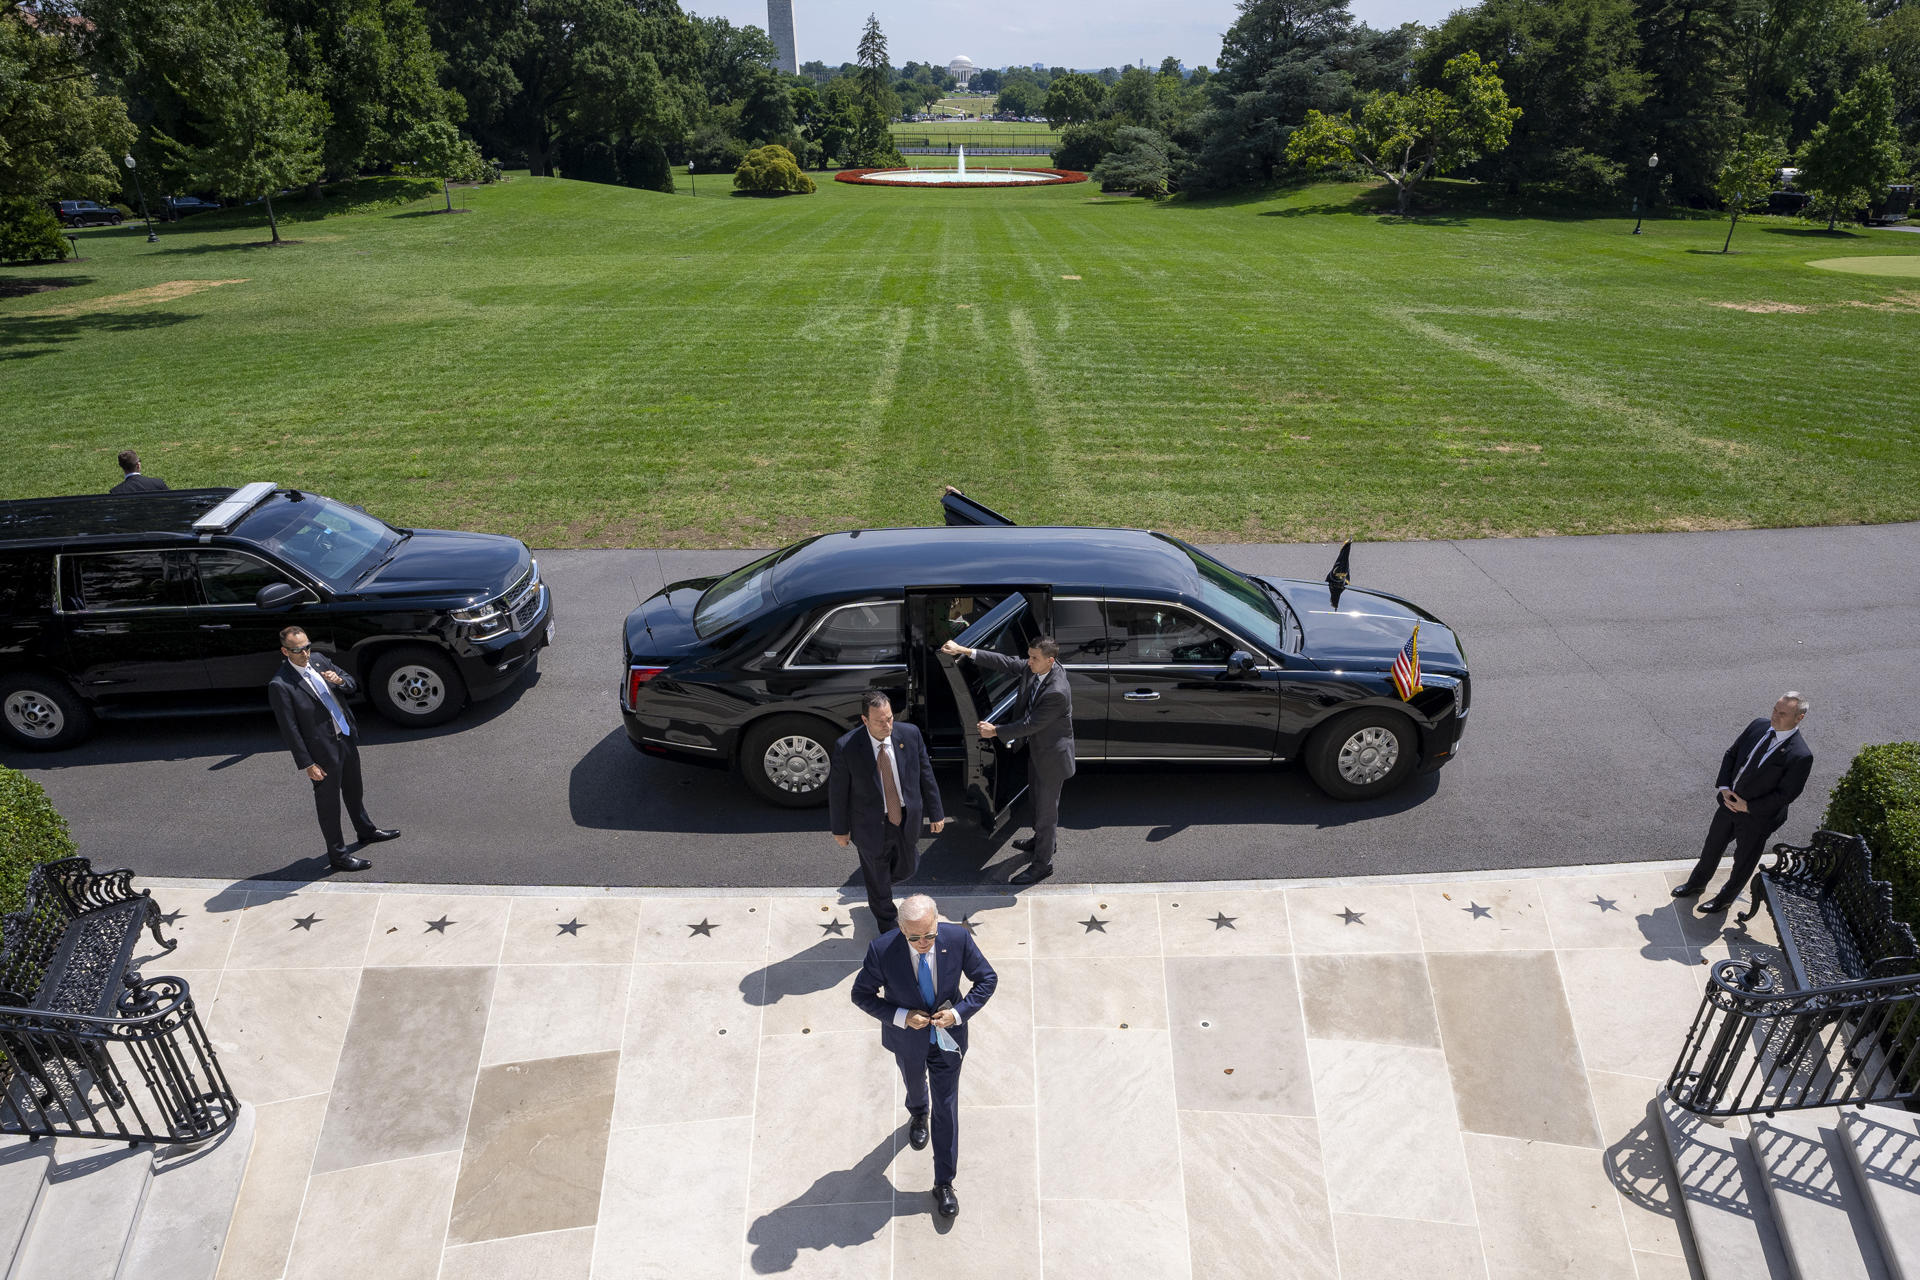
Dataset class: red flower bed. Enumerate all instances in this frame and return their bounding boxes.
[834,168,1088,188]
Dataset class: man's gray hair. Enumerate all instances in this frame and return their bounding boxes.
[899,894,938,922]
[1784,690,1811,714]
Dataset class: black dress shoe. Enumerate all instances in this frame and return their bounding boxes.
[1671,882,1706,899]
[1012,836,1036,853]
[1699,893,1739,914]
[933,1183,958,1218]
[1011,864,1053,886]
[328,852,372,873]
[357,828,401,843]
[909,1113,929,1150]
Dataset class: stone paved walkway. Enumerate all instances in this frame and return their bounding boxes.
[137,860,1769,1280]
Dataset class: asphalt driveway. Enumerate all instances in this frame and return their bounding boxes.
[8,523,1916,889]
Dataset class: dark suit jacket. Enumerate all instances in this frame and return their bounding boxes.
[268,656,362,772]
[829,722,943,852]
[969,650,1076,782]
[109,474,169,494]
[1714,718,1813,832]
[851,922,997,1056]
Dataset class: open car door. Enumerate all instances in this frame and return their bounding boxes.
[941,486,1017,527]
[916,588,1052,832]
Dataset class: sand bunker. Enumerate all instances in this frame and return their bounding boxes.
[33,279,247,317]
[1805,256,1920,278]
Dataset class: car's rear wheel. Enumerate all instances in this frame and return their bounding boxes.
[740,715,838,808]
[0,674,95,751]
[367,647,467,728]
[1304,708,1418,801]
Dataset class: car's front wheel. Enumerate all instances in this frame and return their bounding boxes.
[0,673,95,751]
[740,715,838,808]
[366,647,468,728]
[1304,708,1418,801]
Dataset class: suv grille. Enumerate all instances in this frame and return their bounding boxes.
[503,564,543,632]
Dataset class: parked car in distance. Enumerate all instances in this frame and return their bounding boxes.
[0,483,554,750]
[162,196,223,220]
[620,490,1470,823]
[52,201,124,227]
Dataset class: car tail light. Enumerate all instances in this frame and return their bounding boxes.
[625,665,667,709]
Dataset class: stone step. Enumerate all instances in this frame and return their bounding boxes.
[1750,1111,1890,1280]
[114,1105,255,1280]
[1657,1093,1793,1280]
[0,1138,54,1279]
[10,1138,150,1280]
[1841,1106,1920,1280]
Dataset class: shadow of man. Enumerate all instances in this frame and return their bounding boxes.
[746,1128,916,1274]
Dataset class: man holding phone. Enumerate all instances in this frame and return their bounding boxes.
[267,627,400,872]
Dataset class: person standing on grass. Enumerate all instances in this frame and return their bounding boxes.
[109,450,168,494]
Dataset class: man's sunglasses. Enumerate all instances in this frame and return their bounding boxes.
[903,931,937,942]
[282,643,312,654]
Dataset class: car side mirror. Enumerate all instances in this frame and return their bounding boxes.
[255,582,306,610]
[1226,650,1257,676]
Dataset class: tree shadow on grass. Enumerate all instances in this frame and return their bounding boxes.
[151,240,305,256]
[0,309,193,361]
[1762,226,1867,238]
[0,274,91,299]
[388,208,471,218]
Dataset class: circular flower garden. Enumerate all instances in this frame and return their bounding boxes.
[835,168,1088,189]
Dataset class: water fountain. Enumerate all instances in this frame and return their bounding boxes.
[836,142,1086,188]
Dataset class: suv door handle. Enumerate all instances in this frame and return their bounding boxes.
[1124,690,1160,701]
[198,623,232,631]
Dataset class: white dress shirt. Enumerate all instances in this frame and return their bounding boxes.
[1726,727,1794,792]
[299,663,352,737]
[870,732,903,803]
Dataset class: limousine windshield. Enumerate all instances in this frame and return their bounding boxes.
[1156,534,1301,656]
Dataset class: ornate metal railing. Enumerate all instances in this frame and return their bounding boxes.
[0,974,237,1146]
[1667,957,1920,1117]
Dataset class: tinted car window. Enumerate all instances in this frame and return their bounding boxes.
[792,602,903,665]
[243,499,400,588]
[1053,598,1108,663]
[1105,602,1236,665]
[70,552,192,611]
[969,605,1043,709]
[196,551,291,605]
[0,553,53,614]
[694,542,809,639]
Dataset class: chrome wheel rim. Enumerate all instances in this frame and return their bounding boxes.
[1336,726,1399,785]
[764,735,830,794]
[4,691,65,740]
[385,665,447,715]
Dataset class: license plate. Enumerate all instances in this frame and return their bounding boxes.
[545,619,556,646]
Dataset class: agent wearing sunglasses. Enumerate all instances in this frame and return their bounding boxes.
[267,626,400,872]
[851,893,997,1220]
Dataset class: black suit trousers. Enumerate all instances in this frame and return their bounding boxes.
[858,822,918,928]
[896,1039,962,1185]
[1024,773,1064,867]
[1687,801,1774,898]
[311,736,377,854]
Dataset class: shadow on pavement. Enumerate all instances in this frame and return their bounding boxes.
[746,1129,938,1274]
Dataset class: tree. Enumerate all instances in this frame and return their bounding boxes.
[157,5,325,243]
[1285,51,1521,214]
[733,142,814,193]
[845,15,900,167]
[995,73,1043,118]
[1634,0,1746,203]
[1796,66,1902,228]
[402,117,482,210]
[1713,128,1787,250]
[0,7,135,206]
[1043,72,1107,127]
[1091,126,1179,195]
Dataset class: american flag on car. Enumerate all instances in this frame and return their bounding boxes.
[1392,626,1423,701]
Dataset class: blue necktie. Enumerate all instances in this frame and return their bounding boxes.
[917,951,936,1044]
[308,669,351,737]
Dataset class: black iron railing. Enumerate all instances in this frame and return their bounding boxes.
[1667,956,1920,1117]
[0,973,237,1145]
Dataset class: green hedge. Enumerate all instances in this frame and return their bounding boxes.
[0,198,71,265]
[0,766,74,917]
[1822,741,1920,928]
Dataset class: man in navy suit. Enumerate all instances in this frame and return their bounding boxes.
[1674,691,1815,913]
[267,626,400,872]
[851,893,997,1219]
[829,692,947,931]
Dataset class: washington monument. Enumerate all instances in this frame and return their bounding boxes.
[767,0,797,74]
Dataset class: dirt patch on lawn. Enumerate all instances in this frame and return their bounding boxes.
[1710,291,1920,314]
[1711,300,1816,313]
[33,278,247,317]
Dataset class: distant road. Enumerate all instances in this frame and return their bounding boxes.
[9,524,1916,891]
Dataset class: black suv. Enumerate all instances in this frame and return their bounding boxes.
[0,484,553,750]
[52,201,125,227]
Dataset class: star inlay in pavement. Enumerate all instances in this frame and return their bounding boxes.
[688,918,718,937]
[1337,908,1366,926]
[555,918,586,936]
[290,914,322,931]
[1208,912,1238,930]
[424,916,456,933]
[1591,895,1619,913]
[1463,902,1492,920]
[818,918,849,936]
[1079,915,1109,934]
[156,909,185,926]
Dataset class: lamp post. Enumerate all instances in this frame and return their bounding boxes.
[688,159,696,198]
[123,153,158,243]
[1632,152,1659,235]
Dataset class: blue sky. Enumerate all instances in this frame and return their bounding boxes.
[687,0,1459,72]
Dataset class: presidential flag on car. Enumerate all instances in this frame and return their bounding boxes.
[1392,625,1422,701]
[1326,540,1352,608]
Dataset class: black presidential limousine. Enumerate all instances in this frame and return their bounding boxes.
[620,491,1470,824]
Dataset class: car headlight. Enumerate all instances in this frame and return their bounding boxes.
[453,601,507,638]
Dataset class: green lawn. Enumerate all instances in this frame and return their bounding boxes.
[3,174,1918,548]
